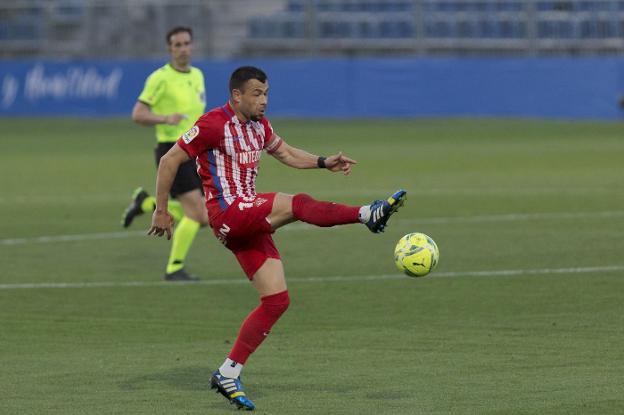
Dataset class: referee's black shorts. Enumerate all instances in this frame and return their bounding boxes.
[155,142,203,199]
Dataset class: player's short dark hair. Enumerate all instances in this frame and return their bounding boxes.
[229,66,268,93]
[166,26,193,44]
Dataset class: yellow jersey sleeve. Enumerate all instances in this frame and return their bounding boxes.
[138,70,165,107]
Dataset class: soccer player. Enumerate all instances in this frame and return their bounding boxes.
[122,26,208,281]
[148,66,406,410]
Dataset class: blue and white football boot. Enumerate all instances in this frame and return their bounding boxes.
[210,370,256,411]
[365,189,407,233]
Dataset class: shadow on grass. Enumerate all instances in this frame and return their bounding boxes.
[119,366,210,392]
[119,366,260,412]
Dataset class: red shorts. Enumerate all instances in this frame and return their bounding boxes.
[209,192,280,279]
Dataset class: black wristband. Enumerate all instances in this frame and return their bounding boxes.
[317,156,327,169]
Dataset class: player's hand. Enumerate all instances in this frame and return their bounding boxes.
[325,152,357,175]
[164,113,186,125]
[148,210,174,240]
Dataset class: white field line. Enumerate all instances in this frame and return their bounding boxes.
[0,186,619,204]
[2,210,624,247]
[1,231,146,246]
[0,265,622,290]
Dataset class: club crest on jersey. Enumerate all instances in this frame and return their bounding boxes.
[182,126,199,144]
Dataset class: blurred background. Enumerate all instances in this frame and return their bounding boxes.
[2,0,624,118]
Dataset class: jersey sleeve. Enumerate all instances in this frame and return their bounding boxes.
[262,118,283,154]
[177,114,222,158]
[137,71,164,106]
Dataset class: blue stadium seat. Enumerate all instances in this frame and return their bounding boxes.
[379,20,414,38]
[509,20,526,38]
[538,20,575,38]
[52,1,86,20]
[0,8,43,41]
[356,20,378,38]
[498,2,523,12]
[425,21,453,38]
[318,20,347,38]
[287,0,305,12]
[479,20,498,38]
[282,19,306,38]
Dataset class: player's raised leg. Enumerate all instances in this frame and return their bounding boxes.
[268,189,407,233]
[211,258,289,411]
[362,188,407,233]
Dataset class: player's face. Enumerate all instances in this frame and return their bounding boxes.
[168,32,192,66]
[237,79,269,122]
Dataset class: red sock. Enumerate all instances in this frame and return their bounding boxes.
[292,193,360,227]
[228,290,290,364]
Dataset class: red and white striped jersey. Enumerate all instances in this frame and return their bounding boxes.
[177,101,283,219]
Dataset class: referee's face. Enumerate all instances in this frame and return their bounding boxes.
[168,32,193,67]
[237,79,269,122]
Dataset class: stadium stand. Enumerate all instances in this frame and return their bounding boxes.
[243,0,624,56]
[2,0,624,58]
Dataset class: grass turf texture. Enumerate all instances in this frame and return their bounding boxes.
[1,118,623,414]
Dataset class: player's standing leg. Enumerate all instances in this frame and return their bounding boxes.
[210,258,288,411]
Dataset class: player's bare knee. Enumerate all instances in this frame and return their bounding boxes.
[269,193,295,226]
[274,192,294,213]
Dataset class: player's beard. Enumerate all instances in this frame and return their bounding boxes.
[247,109,262,122]
[252,107,267,121]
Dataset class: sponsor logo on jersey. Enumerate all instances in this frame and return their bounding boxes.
[182,126,199,144]
[238,150,261,166]
[254,197,268,207]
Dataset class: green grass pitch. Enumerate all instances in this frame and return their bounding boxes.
[1,117,623,414]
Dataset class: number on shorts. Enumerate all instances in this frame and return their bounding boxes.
[217,223,230,245]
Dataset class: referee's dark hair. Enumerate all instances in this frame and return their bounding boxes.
[229,66,268,93]
[166,26,193,44]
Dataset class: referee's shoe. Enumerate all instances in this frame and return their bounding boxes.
[121,187,149,228]
[164,268,199,282]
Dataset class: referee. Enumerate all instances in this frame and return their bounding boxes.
[122,26,208,281]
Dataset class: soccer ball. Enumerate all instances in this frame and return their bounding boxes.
[394,233,439,277]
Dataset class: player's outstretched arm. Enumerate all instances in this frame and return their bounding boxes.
[270,138,357,175]
[323,152,357,175]
[132,101,186,126]
[147,144,190,240]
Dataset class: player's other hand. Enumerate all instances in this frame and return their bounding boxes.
[148,210,174,240]
[165,113,186,125]
[325,152,357,175]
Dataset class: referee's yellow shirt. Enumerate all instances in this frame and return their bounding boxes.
[138,63,206,143]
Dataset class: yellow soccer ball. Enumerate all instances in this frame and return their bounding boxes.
[394,232,439,277]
